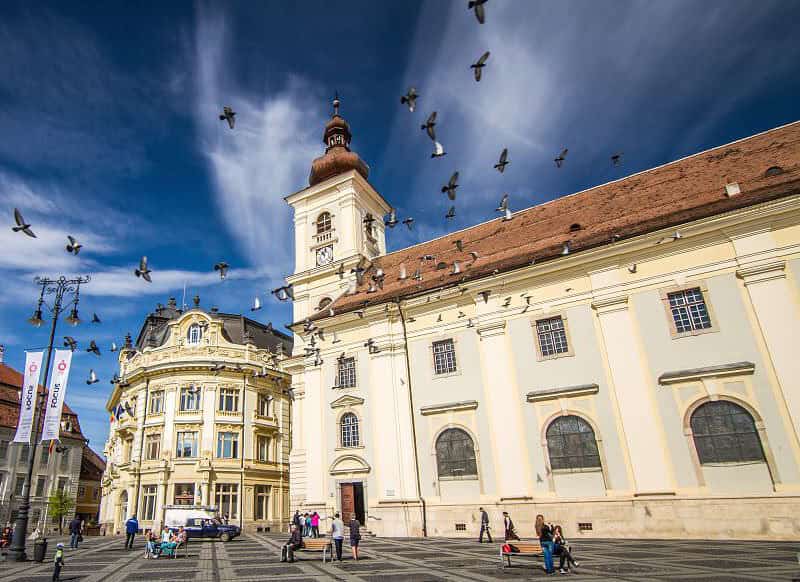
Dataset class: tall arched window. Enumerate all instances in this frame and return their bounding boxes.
[435,428,477,479]
[340,413,360,448]
[316,212,332,234]
[546,415,601,470]
[690,401,765,464]
[187,324,202,345]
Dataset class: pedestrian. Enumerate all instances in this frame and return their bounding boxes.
[303,513,310,537]
[280,525,302,563]
[52,542,65,581]
[68,515,82,549]
[311,512,320,538]
[125,515,139,550]
[553,524,579,573]
[330,512,345,562]
[0,525,12,548]
[292,510,301,531]
[478,507,493,543]
[535,514,556,575]
[348,513,361,561]
[502,511,519,541]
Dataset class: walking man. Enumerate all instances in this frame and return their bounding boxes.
[330,512,345,561]
[68,516,82,549]
[478,507,492,543]
[124,515,139,550]
[280,525,303,563]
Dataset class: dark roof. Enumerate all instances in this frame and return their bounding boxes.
[134,299,293,354]
[80,446,106,481]
[308,121,800,321]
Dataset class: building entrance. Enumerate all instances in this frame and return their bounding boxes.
[340,482,365,524]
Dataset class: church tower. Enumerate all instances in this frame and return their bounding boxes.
[285,95,392,328]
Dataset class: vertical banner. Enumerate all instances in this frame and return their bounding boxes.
[40,349,73,442]
[13,351,44,443]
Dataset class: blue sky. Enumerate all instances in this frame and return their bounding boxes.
[1,0,799,454]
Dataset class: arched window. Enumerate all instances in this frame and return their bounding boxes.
[546,415,601,470]
[690,401,765,464]
[187,324,202,345]
[764,166,784,177]
[435,428,478,479]
[340,413,360,448]
[316,212,332,234]
[318,297,332,311]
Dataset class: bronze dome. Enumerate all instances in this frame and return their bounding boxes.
[308,95,370,186]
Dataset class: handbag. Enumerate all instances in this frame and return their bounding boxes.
[77,533,83,542]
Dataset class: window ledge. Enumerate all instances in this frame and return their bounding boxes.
[670,326,719,340]
[438,475,479,482]
[432,370,461,380]
[526,384,599,403]
[658,361,755,385]
[551,466,603,475]
[335,445,365,452]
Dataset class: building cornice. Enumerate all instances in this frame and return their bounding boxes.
[526,384,600,403]
[658,361,755,385]
[419,400,478,416]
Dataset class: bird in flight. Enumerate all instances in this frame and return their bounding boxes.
[65,235,82,255]
[400,87,418,112]
[468,0,487,24]
[441,172,459,200]
[272,285,295,301]
[63,336,77,351]
[421,112,437,141]
[214,261,229,280]
[496,194,512,220]
[454,239,464,252]
[384,209,398,228]
[336,263,346,279]
[135,256,152,282]
[110,342,118,352]
[86,369,99,385]
[86,340,101,356]
[611,152,623,166]
[91,313,101,324]
[12,208,36,238]
[657,230,682,244]
[446,206,456,220]
[494,148,509,173]
[219,106,236,129]
[471,51,490,82]
[431,141,446,158]
[554,148,568,168]
[403,217,415,230]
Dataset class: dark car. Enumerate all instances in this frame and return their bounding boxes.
[176,518,241,542]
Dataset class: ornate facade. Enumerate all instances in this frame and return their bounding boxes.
[99,299,293,534]
[285,106,800,540]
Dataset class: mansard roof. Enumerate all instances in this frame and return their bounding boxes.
[308,120,800,322]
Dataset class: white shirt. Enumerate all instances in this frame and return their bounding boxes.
[331,518,344,539]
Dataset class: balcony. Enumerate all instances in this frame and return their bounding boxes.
[313,230,335,245]
[253,412,278,428]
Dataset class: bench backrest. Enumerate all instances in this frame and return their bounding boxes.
[509,542,542,553]
[303,539,331,549]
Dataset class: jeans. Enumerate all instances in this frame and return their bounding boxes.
[70,532,79,548]
[541,541,555,573]
[333,538,343,561]
[479,524,493,543]
[125,532,135,549]
[52,563,62,582]
[311,526,319,538]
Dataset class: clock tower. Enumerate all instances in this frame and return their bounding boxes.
[285,95,392,324]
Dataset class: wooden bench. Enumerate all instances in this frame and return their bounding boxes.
[299,538,332,563]
[500,541,543,569]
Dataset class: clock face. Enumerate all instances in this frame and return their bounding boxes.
[316,245,334,266]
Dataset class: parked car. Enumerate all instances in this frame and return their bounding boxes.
[163,505,241,542]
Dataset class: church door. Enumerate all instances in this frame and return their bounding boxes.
[340,483,355,520]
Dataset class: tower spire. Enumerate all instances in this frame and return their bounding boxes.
[333,91,340,116]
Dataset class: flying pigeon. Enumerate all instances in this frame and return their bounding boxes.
[402,217,415,230]
[63,336,77,351]
[87,340,101,356]
[431,141,446,158]
[452,261,461,274]
[210,363,225,373]
[251,296,262,311]
[471,51,490,82]
[336,263,345,279]
[65,235,82,255]
[271,285,295,301]
[135,256,152,282]
[445,206,456,220]
[421,112,437,141]
[214,261,229,280]
[86,369,99,385]
[494,148,509,172]
[12,208,36,238]
[441,172,459,200]
[110,341,118,352]
[398,263,407,280]
[611,152,623,166]
[554,148,568,168]
[657,230,682,244]
[91,313,101,324]
[219,106,236,129]
[469,251,480,262]
[351,265,366,285]
[110,373,120,384]
[562,242,570,255]
[468,0,487,24]
[496,194,509,213]
[384,209,398,228]
[400,87,418,112]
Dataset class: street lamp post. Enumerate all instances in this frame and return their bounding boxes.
[8,275,89,562]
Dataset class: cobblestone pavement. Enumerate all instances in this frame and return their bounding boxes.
[2,534,799,581]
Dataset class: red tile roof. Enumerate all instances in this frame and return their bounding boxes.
[0,363,85,439]
[308,121,800,321]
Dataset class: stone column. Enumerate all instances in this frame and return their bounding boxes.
[737,261,800,444]
[476,321,531,499]
[592,296,674,494]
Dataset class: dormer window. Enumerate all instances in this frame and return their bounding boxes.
[316,212,332,234]
[187,324,203,345]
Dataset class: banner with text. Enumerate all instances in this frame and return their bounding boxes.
[40,350,73,442]
[13,351,44,443]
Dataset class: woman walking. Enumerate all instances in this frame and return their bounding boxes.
[502,511,520,541]
[535,514,555,575]
[348,513,361,561]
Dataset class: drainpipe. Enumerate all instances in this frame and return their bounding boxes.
[132,376,150,525]
[240,371,246,531]
[396,299,427,537]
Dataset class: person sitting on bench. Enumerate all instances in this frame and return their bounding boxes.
[281,525,303,563]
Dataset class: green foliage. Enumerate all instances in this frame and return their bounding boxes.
[48,489,75,533]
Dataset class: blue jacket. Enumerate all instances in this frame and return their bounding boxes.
[125,518,139,535]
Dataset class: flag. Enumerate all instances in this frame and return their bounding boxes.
[40,350,73,442]
[13,351,44,443]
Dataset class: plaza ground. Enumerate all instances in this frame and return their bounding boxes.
[1,533,799,581]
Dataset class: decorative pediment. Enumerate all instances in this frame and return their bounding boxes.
[526,383,599,403]
[330,394,364,409]
[420,400,478,416]
[329,454,371,475]
[658,361,755,385]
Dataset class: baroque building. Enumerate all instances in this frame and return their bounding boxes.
[285,102,800,540]
[98,298,293,534]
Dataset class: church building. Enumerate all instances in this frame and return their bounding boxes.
[284,99,800,540]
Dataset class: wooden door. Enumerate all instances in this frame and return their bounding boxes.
[340,483,355,518]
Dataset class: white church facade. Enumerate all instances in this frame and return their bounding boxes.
[283,102,800,540]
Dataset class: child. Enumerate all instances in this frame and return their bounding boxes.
[52,543,65,582]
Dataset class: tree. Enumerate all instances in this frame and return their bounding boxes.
[48,489,75,534]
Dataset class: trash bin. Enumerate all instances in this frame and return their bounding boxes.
[33,538,47,563]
